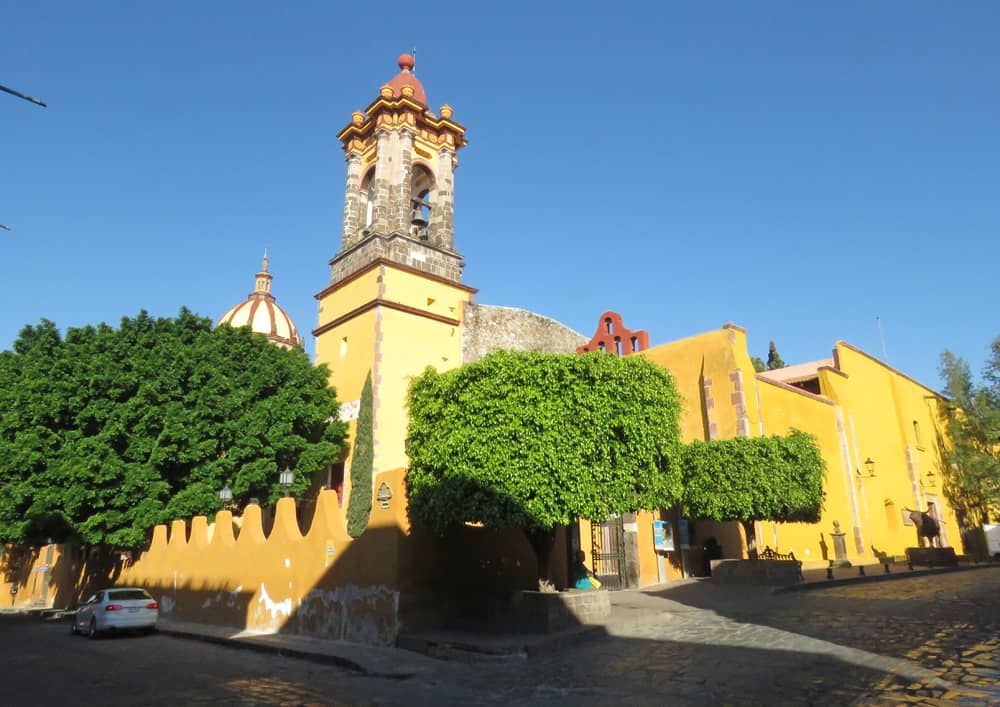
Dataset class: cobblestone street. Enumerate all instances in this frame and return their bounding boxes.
[456,568,1000,705]
[2,568,997,705]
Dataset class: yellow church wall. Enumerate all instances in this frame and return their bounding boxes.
[754,376,852,567]
[116,468,411,645]
[817,343,959,559]
[640,327,746,443]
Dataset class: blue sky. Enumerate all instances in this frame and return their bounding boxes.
[3,2,998,391]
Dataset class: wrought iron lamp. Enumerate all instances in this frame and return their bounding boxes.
[863,457,876,478]
[279,467,295,497]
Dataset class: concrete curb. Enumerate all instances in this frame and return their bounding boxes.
[397,623,606,663]
[157,626,370,675]
[774,563,994,594]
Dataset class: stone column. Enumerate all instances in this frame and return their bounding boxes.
[370,130,393,235]
[429,147,456,250]
[392,128,415,235]
[341,151,364,250]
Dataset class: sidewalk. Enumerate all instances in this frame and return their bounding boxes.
[153,618,449,678]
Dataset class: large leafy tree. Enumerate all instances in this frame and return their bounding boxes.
[938,340,1000,528]
[406,350,683,583]
[681,430,825,555]
[766,341,786,370]
[0,309,346,547]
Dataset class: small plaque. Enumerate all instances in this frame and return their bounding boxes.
[376,482,393,509]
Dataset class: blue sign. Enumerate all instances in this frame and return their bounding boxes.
[653,520,675,552]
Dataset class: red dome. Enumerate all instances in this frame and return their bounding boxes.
[387,54,427,106]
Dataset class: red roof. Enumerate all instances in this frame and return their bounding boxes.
[387,53,427,106]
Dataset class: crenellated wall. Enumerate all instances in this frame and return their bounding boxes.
[120,469,408,645]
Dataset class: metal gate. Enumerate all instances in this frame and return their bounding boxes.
[591,515,626,590]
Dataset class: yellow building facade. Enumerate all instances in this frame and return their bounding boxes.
[633,322,958,577]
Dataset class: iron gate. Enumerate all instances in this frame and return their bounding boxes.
[591,515,626,590]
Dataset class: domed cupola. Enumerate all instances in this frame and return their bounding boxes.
[216,253,304,349]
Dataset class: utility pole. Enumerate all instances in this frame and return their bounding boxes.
[2,81,47,232]
[0,82,46,107]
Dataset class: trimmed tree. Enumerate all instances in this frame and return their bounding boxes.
[347,371,375,538]
[0,310,347,547]
[681,430,825,556]
[406,350,683,585]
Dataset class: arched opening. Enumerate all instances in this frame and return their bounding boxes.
[360,167,376,230]
[410,164,435,240]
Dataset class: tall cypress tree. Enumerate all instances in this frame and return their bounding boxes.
[347,370,374,538]
[766,341,786,370]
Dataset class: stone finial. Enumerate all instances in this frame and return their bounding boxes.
[380,84,394,99]
[439,104,453,119]
[397,53,415,71]
[351,110,365,126]
[400,85,415,98]
[832,520,842,534]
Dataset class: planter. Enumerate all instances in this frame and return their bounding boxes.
[488,589,611,633]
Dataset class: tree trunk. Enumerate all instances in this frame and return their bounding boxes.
[527,528,557,589]
[742,520,758,559]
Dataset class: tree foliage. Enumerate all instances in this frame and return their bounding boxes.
[750,356,766,373]
[406,351,684,535]
[766,341,786,370]
[938,341,1000,526]
[0,310,346,547]
[347,370,374,538]
[681,430,825,536]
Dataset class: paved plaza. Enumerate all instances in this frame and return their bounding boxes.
[1,568,997,705]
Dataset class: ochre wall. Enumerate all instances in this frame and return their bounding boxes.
[119,468,410,645]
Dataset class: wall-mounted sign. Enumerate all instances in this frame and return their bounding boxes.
[653,520,675,552]
[376,482,393,509]
[679,519,691,549]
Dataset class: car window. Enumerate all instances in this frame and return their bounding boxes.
[95,592,104,602]
[108,589,152,601]
[83,594,97,605]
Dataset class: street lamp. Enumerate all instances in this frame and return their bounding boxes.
[925,469,936,489]
[279,467,295,497]
[863,457,876,479]
[219,483,233,507]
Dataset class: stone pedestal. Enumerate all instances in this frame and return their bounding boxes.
[830,521,852,567]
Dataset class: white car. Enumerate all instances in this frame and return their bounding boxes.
[71,587,159,638]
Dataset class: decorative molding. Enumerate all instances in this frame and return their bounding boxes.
[315,256,478,301]
[313,297,461,338]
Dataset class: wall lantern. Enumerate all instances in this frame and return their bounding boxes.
[863,457,876,479]
[219,483,233,505]
[279,467,295,496]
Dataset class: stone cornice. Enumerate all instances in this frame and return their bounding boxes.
[315,256,478,301]
[313,296,461,338]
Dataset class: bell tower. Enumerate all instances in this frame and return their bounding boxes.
[333,53,468,284]
[314,54,476,484]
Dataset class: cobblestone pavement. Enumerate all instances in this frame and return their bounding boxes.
[3,569,997,705]
[452,568,1000,706]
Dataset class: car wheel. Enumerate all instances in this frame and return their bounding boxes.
[70,617,78,636]
[87,618,99,640]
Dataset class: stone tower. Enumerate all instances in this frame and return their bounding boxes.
[314,53,476,484]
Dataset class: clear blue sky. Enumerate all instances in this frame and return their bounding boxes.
[3,2,998,391]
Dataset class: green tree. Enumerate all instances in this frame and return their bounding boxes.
[750,356,766,373]
[938,342,1000,529]
[681,430,825,556]
[347,371,374,538]
[406,350,683,584]
[0,310,346,548]
[766,341,786,370]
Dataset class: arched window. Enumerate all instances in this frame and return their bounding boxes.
[360,167,376,230]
